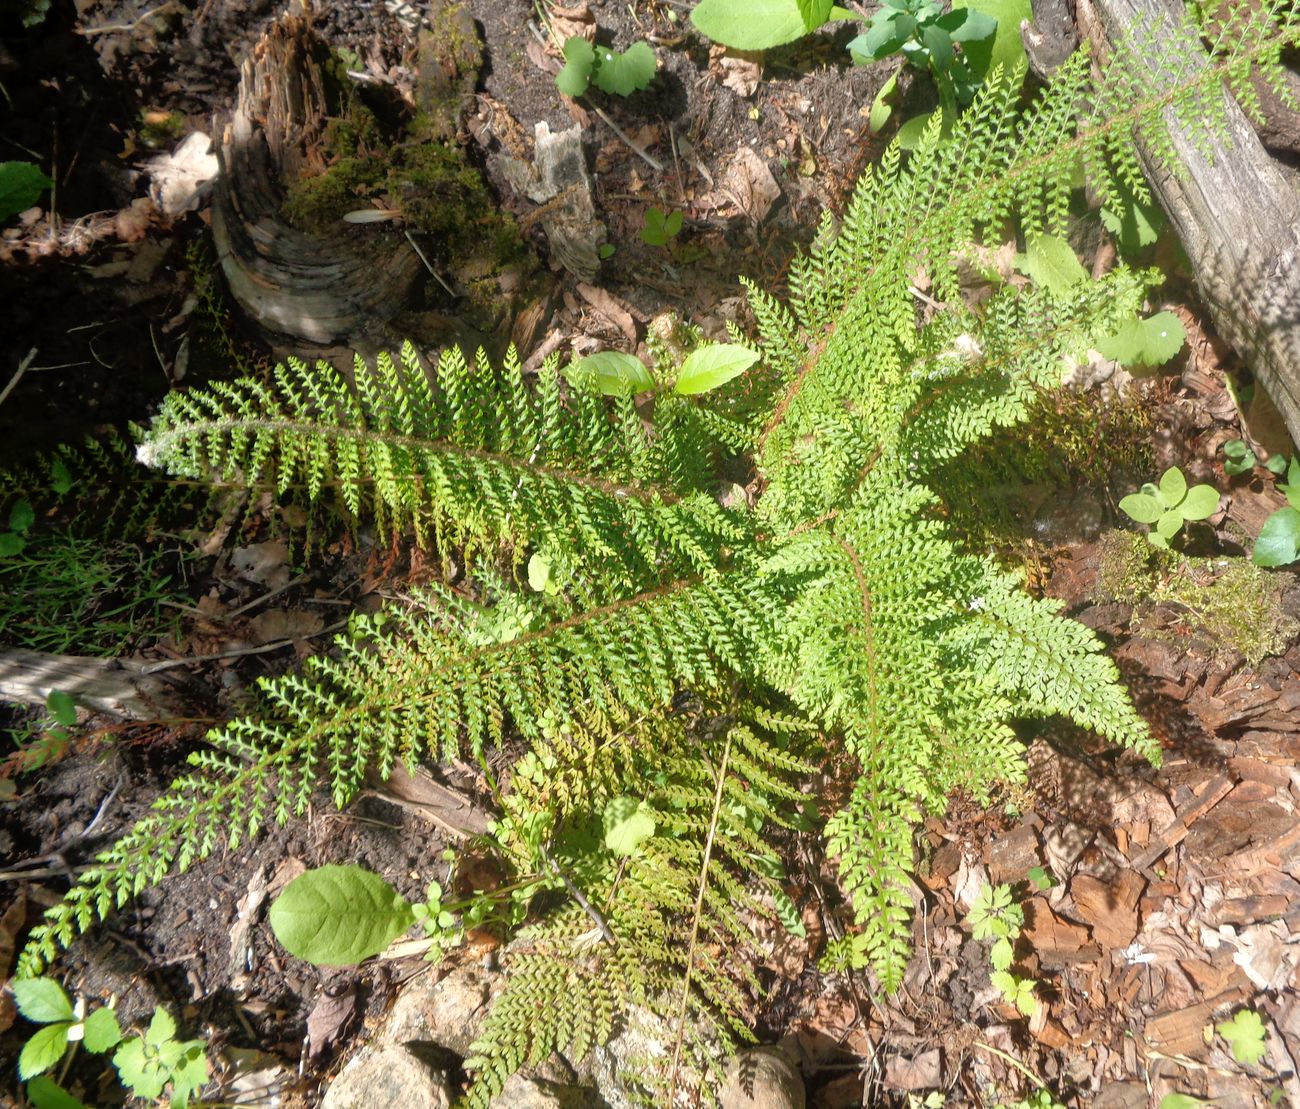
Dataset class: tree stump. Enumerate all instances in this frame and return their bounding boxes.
[1083,0,1300,453]
[211,13,424,344]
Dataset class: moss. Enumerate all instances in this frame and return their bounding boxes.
[391,142,521,261]
[1095,528,1299,664]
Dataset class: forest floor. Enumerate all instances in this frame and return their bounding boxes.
[1,1,1299,1107]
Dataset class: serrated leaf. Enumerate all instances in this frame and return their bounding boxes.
[796,0,833,31]
[567,351,656,396]
[13,979,76,1024]
[113,1037,168,1101]
[168,1043,209,1109]
[19,1024,70,1079]
[25,1076,91,1109]
[1119,492,1162,524]
[1096,312,1186,367]
[1217,1008,1268,1066]
[1253,507,1300,567]
[146,1007,177,1046]
[1179,485,1220,521]
[990,936,1014,970]
[9,499,34,532]
[1013,233,1087,294]
[49,458,73,495]
[269,864,415,965]
[0,161,53,222]
[691,0,809,49]
[82,1006,121,1053]
[675,343,760,395]
[603,796,656,857]
[592,40,657,96]
[555,36,595,98]
[1101,189,1164,253]
[1159,467,1187,507]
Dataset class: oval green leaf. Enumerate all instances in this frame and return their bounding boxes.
[81,1006,122,1053]
[691,0,809,50]
[1179,484,1220,521]
[1013,232,1087,295]
[568,351,656,396]
[1253,507,1300,567]
[25,1076,92,1109]
[19,1024,70,1080]
[12,978,76,1024]
[603,796,657,857]
[1158,466,1187,508]
[269,864,415,966]
[1118,492,1161,525]
[9,499,34,532]
[1155,509,1182,540]
[674,343,760,395]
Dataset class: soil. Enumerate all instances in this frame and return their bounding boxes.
[2,1,1300,1108]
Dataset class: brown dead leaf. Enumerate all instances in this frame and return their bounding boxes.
[708,44,763,97]
[548,1,595,44]
[720,146,781,222]
[230,541,291,589]
[1023,897,1098,967]
[248,609,324,645]
[307,982,359,1059]
[1069,870,1145,950]
[575,282,639,343]
[884,1048,941,1091]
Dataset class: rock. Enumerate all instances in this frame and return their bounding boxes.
[719,1047,805,1109]
[320,1043,453,1109]
[494,1074,601,1108]
[384,962,498,1057]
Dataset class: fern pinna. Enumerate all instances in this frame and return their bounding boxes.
[16,3,1300,1101]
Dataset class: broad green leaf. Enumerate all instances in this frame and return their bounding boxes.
[1101,189,1164,253]
[869,71,899,131]
[0,531,25,556]
[555,36,595,98]
[13,978,75,1024]
[527,552,551,593]
[921,24,953,68]
[1119,492,1161,524]
[796,0,833,31]
[568,351,656,396]
[603,796,657,857]
[849,18,909,63]
[675,343,760,395]
[592,41,657,96]
[269,864,415,965]
[1159,1096,1211,1109]
[1266,453,1290,477]
[953,0,1029,79]
[1253,507,1300,567]
[19,1024,70,1079]
[1013,233,1087,294]
[1158,466,1187,508]
[9,499,34,532]
[691,0,809,49]
[0,161,53,222]
[1217,1008,1269,1066]
[25,1077,91,1109]
[113,1037,168,1101]
[82,1006,122,1053]
[46,690,77,727]
[1179,485,1220,521]
[1096,312,1186,367]
[937,7,997,41]
[1155,510,1182,540]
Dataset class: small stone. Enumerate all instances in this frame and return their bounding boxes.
[719,1047,805,1109]
[320,1044,452,1109]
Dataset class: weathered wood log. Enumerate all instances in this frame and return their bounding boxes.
[212,14,423,344]
[1083,0,1300,453]
[0,649,182,720]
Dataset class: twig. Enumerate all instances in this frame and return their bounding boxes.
[82,776,124,837]
[223,574,311,620]
[540,843,615,944]
[0,348,37,411]
[139,618,349,674]
[79,3,172,36]
[971,1040,1050,1090]
[404,230,457,298]
[588,104,664,173]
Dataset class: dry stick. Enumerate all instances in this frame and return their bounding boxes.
[589,104,664,173]
[404,229,457,298]
[79,3,173,36]
[139,618,350,674]
[540,843,616,944]
[667,730,732,1097]
[0,348,37,410]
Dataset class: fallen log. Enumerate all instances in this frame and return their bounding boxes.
[0,648,183,720]
[1081,0,1300,453]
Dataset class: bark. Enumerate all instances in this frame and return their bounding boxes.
[1084,0,1300,453]
[0,649,182,720]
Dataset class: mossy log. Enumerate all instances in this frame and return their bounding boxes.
[212,14,423,344]
[1084,0,1300,453]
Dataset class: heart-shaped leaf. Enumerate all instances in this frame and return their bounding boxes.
[691,0,809,50]
[555,36,595,98]
[592,41,657,97]
[269,864,415,965]
[674,344,760,395]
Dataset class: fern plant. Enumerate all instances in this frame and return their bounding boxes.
[13,3,1300,1103]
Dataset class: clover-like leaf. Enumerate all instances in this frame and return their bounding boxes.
[113,1036,169,1101]
[269,864,415,965]
[592,41,657,97]
[1217,1008,1268,1066]
[675,343,760,395]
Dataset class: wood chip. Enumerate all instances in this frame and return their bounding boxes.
[1023,896,1099,967]
[1070,870,1145,949]
[1144,985,1252,1058]
[1129,775,1234,872]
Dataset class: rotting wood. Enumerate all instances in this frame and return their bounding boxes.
[0,648,182,720]
[1084,0,1300,454]
[212,14,423,344]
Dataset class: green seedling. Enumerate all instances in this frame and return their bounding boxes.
[1252,457,1300,567]
[0,499,34,557]
[1119,466,1220,549]
[13,979,207,1109]
[966,882,1038,1015]
[1217,1008,1270,1066]
[0,162,52,223]
[555,36,656,98]
[640,206,683,247]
